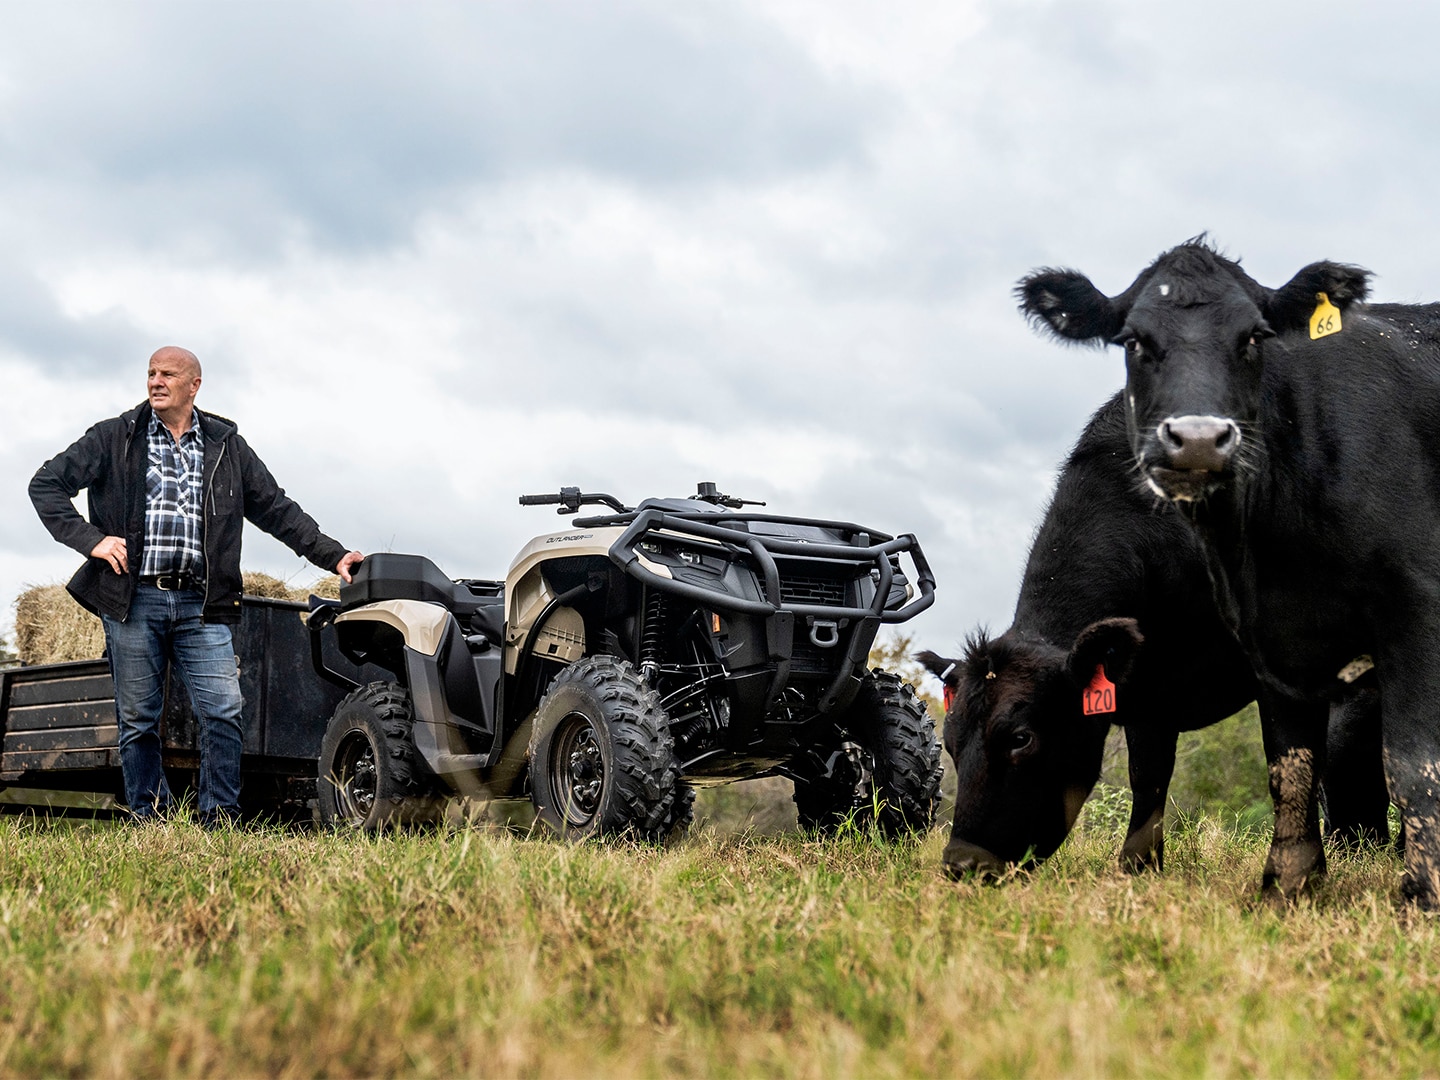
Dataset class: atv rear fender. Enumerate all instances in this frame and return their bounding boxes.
[309,599,507,791]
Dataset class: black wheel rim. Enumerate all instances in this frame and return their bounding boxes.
[550,712,605,828]
[333,729,378,822]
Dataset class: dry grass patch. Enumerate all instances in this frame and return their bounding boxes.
[0,807,1433,1078]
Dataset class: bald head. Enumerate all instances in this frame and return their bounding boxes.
[147,346,203,433]
[150,345,201,379]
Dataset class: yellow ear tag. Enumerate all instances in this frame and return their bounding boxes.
[1309,292,1342,340]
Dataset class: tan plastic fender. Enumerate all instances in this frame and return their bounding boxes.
[334,600,451,657]
[503,526,627,675]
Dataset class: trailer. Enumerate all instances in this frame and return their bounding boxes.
[0,594,365,819]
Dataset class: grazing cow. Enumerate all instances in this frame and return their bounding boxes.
[919,394,1387,877]
[1016,238,1440,905]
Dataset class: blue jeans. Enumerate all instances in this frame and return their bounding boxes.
[101,583,245,821]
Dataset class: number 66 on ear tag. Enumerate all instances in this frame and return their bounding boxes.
[1083,665,1116,715]
[1310,292,1342,340]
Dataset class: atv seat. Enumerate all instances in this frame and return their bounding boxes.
[340,553,505,642]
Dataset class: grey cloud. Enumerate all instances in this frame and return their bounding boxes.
[0,2,883,251]
[0,261,150,374]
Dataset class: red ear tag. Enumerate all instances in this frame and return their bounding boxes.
[1082,665,1116,715]
[943,686,956,711]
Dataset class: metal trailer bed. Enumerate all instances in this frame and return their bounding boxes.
[0,595,359,819]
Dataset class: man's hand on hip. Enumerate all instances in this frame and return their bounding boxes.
[337,550,364,584]
[91,536,128,574]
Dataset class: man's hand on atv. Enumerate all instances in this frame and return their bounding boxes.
[337,550,364,584]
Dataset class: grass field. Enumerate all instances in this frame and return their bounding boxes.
[1,790,1436,1079]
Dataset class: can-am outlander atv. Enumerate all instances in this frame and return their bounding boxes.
[308,483,941,840]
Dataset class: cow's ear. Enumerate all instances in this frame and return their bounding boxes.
[1016,269,1126,343]
[915,649,961,688]
[1066,617,1143,686]
[1264,261,1372,334]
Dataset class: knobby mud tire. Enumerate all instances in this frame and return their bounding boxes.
[317,681,447,830]
[792,670,943,839]
[529,655,682,842]
[860,670,944,836]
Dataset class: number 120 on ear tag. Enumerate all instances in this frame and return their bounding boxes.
[1083,666,1116,715]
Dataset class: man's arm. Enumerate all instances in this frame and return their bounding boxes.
[29,423,115,559]
[234,434,357,577]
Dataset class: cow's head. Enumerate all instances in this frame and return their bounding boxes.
[1017,239,1370,504]
[918,616,1143,877]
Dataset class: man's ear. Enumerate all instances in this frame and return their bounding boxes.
[1016,269,1127,343]
[1066,617,1144,686]
[1264,260,1372,334]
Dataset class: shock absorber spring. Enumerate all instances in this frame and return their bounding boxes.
[640,589,665,682]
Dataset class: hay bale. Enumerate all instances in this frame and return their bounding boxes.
[306,574,342,600]
[240,571,296,600]
[14,568,348,665]
[243,572,341,602]
[13,585,105,665]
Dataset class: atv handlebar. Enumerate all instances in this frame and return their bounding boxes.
[518,487,631,515]
[607,508,936,624]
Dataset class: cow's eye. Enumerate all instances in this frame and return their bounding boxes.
[1006,730,1035,754]
[1123,337,1151,362]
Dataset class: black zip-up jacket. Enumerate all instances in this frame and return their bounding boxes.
[29,402,347,625]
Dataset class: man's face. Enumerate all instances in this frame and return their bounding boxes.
[147,353,201,417]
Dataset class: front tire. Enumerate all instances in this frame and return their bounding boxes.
[529,655,682,841]
[317,682,446,829]
[792,671,943,838]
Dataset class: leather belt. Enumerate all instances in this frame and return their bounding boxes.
[142,573,206,592]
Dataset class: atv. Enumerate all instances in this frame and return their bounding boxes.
[307,483,941,840]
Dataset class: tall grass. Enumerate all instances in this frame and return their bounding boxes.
[0,802,1433,1078]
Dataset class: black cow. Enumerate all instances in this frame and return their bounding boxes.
[919,394,1387,877]
[1017,238,1440,905]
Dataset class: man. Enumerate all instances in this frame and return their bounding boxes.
[29,346,363,825]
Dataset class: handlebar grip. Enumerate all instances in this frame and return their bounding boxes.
[518,494,562,506]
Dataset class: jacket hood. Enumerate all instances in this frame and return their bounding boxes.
[123,401,238,441]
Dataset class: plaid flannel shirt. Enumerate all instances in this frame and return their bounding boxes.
[139,409,205,578]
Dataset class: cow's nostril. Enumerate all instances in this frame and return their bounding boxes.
[1158,420,1183,452]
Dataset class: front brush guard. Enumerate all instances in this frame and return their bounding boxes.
[605,509,936,712]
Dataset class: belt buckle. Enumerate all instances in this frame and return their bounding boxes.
[155,574,177,591]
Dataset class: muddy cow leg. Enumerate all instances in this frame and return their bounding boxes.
[1375,651,1440,909]
[1321,686,1391,850]
[1120,723,1177,873]
[1258,691,1329,902]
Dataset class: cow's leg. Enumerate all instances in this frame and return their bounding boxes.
[1321,686,1390,850]
[1375,654,1440,909]
[1120,723,1176,873]
[1258,692,1329,901]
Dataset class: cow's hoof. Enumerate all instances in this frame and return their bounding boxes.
[1261,839,1325,900]
[1119,841,1164,875]
[942,839,1007,881]
[1399,874,1440,912]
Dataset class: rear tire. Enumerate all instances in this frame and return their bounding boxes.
[529,655,682,841]
[318,682,446,829]
[792,671,942,838]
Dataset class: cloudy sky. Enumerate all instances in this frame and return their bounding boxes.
[2,0,1437,655]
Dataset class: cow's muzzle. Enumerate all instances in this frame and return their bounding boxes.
[1156,414,1240,471]
[942,838,1008,881]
